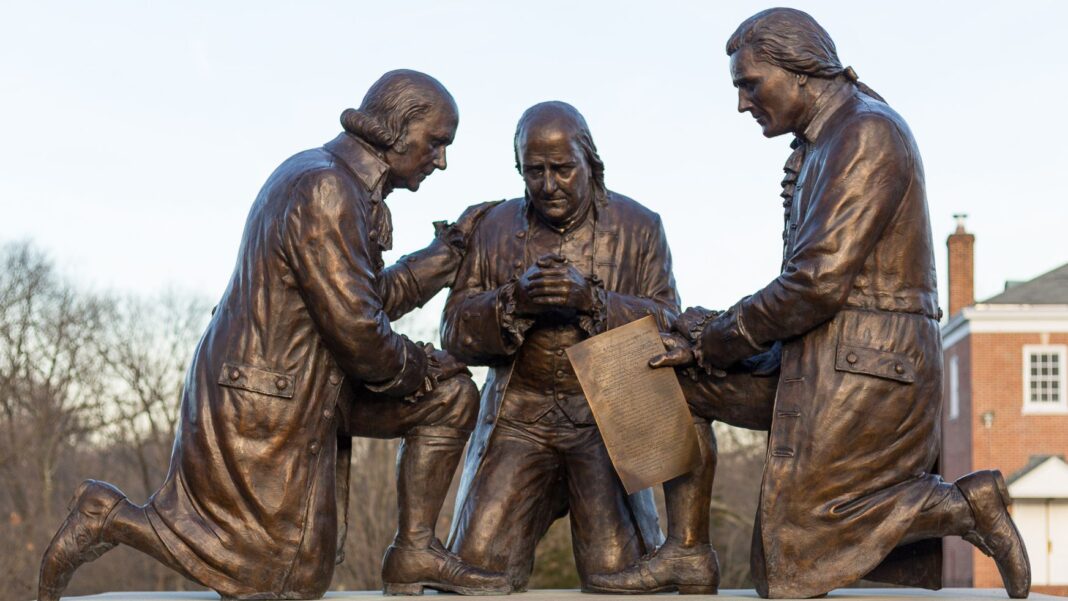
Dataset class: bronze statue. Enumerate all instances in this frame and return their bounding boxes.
[591,8,1031,599]
[37,69,511,600]
[441,101,677,591]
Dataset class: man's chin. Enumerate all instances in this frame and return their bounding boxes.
[760,124,789,138]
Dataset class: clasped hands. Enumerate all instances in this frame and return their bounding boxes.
[513,254,595,317]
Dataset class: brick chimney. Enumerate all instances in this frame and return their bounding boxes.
[947,214,975,318]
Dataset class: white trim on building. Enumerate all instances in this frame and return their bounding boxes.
[942,304,1068,349]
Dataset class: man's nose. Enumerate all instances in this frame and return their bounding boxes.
[433,147,447,170]
[542,174,557,196]
[737,92,753,113]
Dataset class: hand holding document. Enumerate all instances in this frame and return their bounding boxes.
[567,316,701,494]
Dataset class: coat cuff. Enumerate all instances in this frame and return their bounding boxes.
[363,336,430,398]
[577,275,608,337]
[697,302,767,371]
[499,282,535,347]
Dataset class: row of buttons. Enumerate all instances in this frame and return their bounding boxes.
[227,367,290,392]
[844,352,907,375]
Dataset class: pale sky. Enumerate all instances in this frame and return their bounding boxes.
[2,1,1066,335]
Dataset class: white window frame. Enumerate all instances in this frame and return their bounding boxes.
[949,355,960,420]
[1022,344,1068,414]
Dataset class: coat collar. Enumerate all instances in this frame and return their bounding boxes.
[323,132,390,202]
[800,84,856,144]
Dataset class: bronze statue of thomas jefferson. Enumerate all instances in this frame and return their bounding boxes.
[38,70,509,600]
[591,8,1031,599]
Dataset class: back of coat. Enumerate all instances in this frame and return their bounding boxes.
[746,90,945,598]
[147,147,377,598]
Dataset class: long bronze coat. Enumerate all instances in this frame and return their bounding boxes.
[701,87,944,598]
[443,193,675,559]
[146,133,456,599]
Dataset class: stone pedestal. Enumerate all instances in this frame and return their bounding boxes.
[53,589,1066,600]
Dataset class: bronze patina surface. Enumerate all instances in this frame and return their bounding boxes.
[443,102,678,591]
[38,70,509,600]
[592,8,1030,600]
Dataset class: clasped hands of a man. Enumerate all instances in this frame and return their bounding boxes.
[513,254,595,316]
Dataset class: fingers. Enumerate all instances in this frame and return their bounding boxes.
[531,296,567,305]
[649,348,692,369]
[659,333,682,350]
[535,253,567,268]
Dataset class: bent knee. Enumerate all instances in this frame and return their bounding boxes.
[433,374,480,432]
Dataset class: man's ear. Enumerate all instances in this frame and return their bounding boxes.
[797,74,808,87]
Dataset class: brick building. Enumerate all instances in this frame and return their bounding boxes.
[941,216,1068,593]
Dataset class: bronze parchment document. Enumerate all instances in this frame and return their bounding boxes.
[590,8,1031,599]
[38,70,509,600]
[567,316,700,494]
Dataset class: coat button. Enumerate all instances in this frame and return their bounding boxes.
[484,414,494,424]
[555,349,564,356]
[463,335,474,345]
[463,311,472,320]
[516,231,526,238]
[369,231,378,240]
[328,372,341,385]
[323,408,334,419]
[229,368,241,381]
[555,370,565,378]
[895,363,906,374]
[846,353,858,365]
[275,377,288,390]
[556,393,565,400]
[513,260,522,268]
[309,441,320,455]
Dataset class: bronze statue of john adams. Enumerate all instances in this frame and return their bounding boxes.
[38,70,510,600]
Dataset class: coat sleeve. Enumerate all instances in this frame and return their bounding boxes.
[376,237,461,321]
[700,114,913,367]
[281,169,427,396]
[441,222,522,366]
[603,214,680,332]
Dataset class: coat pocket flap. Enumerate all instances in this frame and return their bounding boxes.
[835,344,915,384]
[218,361,296,398]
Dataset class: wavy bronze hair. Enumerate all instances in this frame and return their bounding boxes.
[726,8,884,103]
[340,69,456,153]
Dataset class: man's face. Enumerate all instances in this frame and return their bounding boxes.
[730,46,807,138]
[518,124,592,227]
[385,103,458,192]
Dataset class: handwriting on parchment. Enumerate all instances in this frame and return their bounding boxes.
[567,316,700,494]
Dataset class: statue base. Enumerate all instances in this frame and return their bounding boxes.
[51,589,1065,600]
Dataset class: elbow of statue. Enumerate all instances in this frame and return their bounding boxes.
[808,283,851,322]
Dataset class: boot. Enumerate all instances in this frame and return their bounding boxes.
[384,429,509,595]
[38,480,125,601]
[584,540,719,595]
[957,470,1030,599]
[382,538,511,595]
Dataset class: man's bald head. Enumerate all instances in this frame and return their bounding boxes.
[513,101,606,203]
[341,69,457,153]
